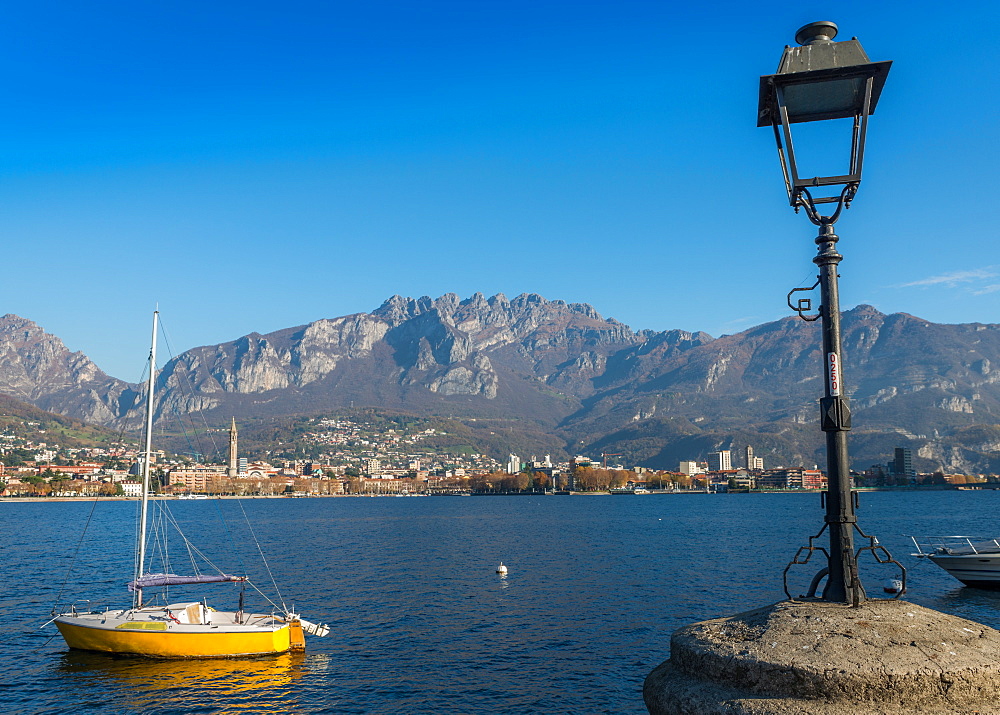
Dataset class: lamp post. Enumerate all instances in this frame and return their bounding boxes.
[758,22,892,604]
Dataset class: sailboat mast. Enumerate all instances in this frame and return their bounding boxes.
[135,310,159,608]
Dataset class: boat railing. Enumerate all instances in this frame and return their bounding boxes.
[43,600,99,627]
[910,535,1000,557]
[52,599,108,617]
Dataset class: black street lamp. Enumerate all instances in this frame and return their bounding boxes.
[759,21,900,604]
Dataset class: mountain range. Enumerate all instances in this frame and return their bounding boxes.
[3,293,1000,473]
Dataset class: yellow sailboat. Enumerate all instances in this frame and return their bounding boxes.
[52,310,328,658]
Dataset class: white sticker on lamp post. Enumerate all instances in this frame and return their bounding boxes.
[828,352,841,396]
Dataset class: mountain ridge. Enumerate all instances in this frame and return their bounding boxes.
[3,295,1000,473]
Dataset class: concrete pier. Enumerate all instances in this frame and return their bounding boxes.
[644,599,1000,714]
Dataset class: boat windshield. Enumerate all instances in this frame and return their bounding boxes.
[911,536,1000,556]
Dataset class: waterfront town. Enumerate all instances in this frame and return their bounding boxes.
[0,414,992,498]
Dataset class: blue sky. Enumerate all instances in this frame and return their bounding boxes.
[1,1,997,380]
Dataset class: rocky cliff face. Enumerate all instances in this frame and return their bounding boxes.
[566,305,1000,473]
[158,312,390,399]
[0,314,134,424]
[151,292,645,420]
[5,298,1000,473]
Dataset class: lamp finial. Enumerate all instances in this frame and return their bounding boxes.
[795,21,838,46]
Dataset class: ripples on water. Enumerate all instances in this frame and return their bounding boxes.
[3,491,1000,713]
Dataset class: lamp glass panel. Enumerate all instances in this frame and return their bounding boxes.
[783,77,866,122]
[784,115,857,195]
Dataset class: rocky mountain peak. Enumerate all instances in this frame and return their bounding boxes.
[462,292,489,310]
[433,292,461,315]
[374,292,622,340]
[0,313,130,423]
[847,304,885,318]
[0,313,46,343]
[374,295,436,326]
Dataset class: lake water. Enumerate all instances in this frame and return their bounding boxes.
[3,491,1000,714]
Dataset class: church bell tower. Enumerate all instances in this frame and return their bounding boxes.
[227,417,238,479]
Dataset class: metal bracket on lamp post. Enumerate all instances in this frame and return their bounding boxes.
[787,281,820,322]
[796,184,856,225]
[786,185,854,322]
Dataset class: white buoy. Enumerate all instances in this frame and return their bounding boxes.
[883,578,904,594]
[496,562,508,575]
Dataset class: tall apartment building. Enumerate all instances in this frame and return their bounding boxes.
[893,448,915,481]
[745,446,764,471]
[708,450,732,472]
[506,454,521,475]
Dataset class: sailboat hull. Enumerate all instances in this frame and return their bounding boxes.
[54,612,292,658]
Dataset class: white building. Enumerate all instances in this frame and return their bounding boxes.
[709,450,732,471]
[506,454,521,475]
[679,461,706,476]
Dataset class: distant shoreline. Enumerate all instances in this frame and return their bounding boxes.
[0,485,987,503]
[0,495,311,502]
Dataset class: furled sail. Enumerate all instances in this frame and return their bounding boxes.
[128,574,246,592]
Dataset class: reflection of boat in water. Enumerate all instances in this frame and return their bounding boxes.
[911,536,1000,589]
[52,311,329,658]
[57,649,306,713]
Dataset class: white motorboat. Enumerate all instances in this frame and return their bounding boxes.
[911,536,1000,589]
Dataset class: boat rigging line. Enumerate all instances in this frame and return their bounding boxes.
[156,316,224,473]
[212,498,251,582]
[233,496,288,614]
[52,348,155,614]
[50,496,102,612]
